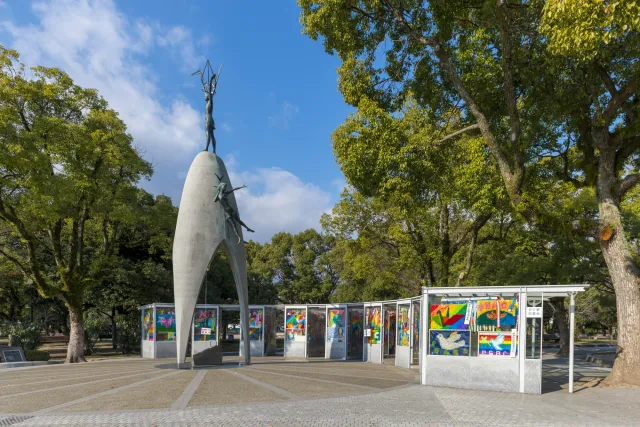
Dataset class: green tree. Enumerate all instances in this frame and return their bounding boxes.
[85,192,176,349]
[0,46,152,362]
[324,95,510,295]
[251,230,340,303]
[299,0,640,386]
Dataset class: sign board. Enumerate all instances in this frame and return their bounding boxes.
[200,327,212,335]
[526,307,542,318]
[1,347,26,363]
[364,328,371,337]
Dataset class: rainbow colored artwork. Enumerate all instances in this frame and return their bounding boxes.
[366,306,381,344]
[286,308,306,342]
[193,308,217,341]
[156,308,176,341]
[143,308,154,341]
[429,330,470,356]
[478,331,516,356]
[350,310,363,336]
[476,298,518,327]
[429,304,468,330]
[327,309,345,343]
[398,306,410,346]
[249,308,263,341]
[328,309,344,328]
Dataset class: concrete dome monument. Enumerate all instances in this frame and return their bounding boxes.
[173,60,253,366]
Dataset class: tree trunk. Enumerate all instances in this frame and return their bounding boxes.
[111,307,117,350]
[551,298,570,357]
[66,303,86,363]
[597,143,640,386]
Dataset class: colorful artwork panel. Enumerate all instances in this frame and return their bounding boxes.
[429,330,470,356]
[249,308,263,341]
[286,328,305,342]
[156,308,176,341]
[398,306,410,346]
[478,331,517,357]
[328,309,344,328]
[286,308,306,342]
[476,298,518,327]
[327,326,345,343]
[327,308,345,343]
[143,308,154,341]
[286,308,306,331]
[429,304,468,330]
[193,308,217,341]
[250,308,263,328]
[366,306,381,344]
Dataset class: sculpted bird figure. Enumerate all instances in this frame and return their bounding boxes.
[436,332,466,351]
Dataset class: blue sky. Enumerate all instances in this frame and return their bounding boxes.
[0,0,351,242]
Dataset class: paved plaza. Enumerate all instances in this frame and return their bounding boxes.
[0,357,638,426]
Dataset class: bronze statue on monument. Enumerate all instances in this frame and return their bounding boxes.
[192,60,220,153]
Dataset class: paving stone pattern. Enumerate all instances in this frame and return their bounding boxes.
[0,358,638,426]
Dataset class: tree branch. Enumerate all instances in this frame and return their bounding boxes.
[437,124,480,143]
[618,174,640,198]
[497,0,523,163]
[603,71,640,125]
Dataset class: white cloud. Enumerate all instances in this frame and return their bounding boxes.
[157,25,203,70]
[268,101,299,130]
[0,0,203,197]
[221,122,232,133]
[225,155,333,242]
[0,0,336,242]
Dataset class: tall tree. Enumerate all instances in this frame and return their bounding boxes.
[0,47,152,362]
[251,230,340,303]
[324,96,509,292]
[299,0,640,386]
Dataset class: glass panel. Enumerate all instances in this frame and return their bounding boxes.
[397,305,410,346]
[285,308,305,342]
[365,306,381,344]
[249,308,263,341]
[527,294,543,359]
[527,318,542,359]
[411,301,420,363]
[143,308,154,341]
[348,307,364,359]
[384,307,396,355]
[155,307,176,341]
[307,307,326,357]
[193,307,217,341]
[327,308,345,343]
[428,294,520,358]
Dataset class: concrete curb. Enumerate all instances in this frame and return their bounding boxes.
[0,361,63,369]
[585,352,615,367]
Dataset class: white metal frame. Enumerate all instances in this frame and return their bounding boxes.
[363,302,383,364]
[139,284,585,394]
[190,304,220,359]
[419,285,586,394]
[325,304,348,359]
[283,305,307,358]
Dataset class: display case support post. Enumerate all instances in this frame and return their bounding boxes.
[519,291,526,393]
[569,292,575,393]
[420,289,428,385]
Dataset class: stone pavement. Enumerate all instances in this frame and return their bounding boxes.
[0,357,638,426]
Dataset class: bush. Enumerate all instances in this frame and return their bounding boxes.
[24,350,50,361]
[84,317,104,356]
[0,321,43,350]
[115,312,140,354]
